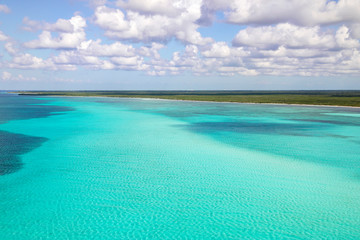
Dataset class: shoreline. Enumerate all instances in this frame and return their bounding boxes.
[125,96,360,109]
[21,94,360,109]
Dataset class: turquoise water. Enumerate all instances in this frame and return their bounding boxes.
[1,94,360,239]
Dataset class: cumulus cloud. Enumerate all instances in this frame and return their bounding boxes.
[335,25,360,49]
[89,0,108,7]
[78,39,136,57]
[1,71,12,80]
[93,2,212,45]
[10,53,52,69]
[349,23,360,39]
[41,45,148,71]
[7,53,76,71]
[22,17,75,32]
[223,0,360,26]
[52,51,102,66]
[137,43,165,59]
[24,15,86,49]
[1,0,358,78]
[218,66,258,76]
[0,71,37,81]
[93,6,129,31]
[0,30,8,41]
[111,56,140,65]
[233,24,336,49]
[116,0,181,17]
[0,4,10,13]
[202,42,231,58]
[110,55,149,70]
[4,42,19,55]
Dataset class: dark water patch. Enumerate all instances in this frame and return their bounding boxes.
[179,118,360,172]
[186,127,360,171]
[0,93,69,175]
[325,134,352,139]
[185,121,322,137]
[73,96,360,172]
[0,130,47,175]
[0,94,72,124]
[289,118,357,126]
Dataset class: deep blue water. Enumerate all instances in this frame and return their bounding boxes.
[0,93,71,124]
[0,93,71,175]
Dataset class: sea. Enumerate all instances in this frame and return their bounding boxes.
[1,92,360,239]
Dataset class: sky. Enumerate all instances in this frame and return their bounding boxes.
[0,0,360,90]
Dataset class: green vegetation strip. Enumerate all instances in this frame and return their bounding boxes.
[16,91,360,107]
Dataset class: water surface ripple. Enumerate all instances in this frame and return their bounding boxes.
[1,95,360,239]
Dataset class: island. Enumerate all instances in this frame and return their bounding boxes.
[16,90,360,107]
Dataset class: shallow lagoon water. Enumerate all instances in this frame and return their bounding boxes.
[1,94,360,239]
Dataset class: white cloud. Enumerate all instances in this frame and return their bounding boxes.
[202,42,231,58]
[0,30,8,41]
[349,23,360,39]
[1,71,12,80]
[137,43,165,59]
[341,50,360,70]
[111,56,141,65]
[52,51,102,66]
[4,42,19,55]
[1,0,359,78]
[335,25,360,49]
[12,54,44,66]
[218,66,259,76]
[116,0,181,17]
[172,45,199,66]
[23,17,74,32]
[1,71,37,81]
[7,53,76,71]
[78,39,136,57]
[0,4,10,13]
[89,0,108,7]
[47,47,148,71]
[9,53,52,69]
[233,23,336,49]
[93,6,129,31]
[224,0,360,26]
[93,3,212,45]
[259,46,323,58]
[111,55,149,71]
[24,15,86,49]
[147,70,166,76]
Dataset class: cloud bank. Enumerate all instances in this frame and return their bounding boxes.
[0,0,359,78]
